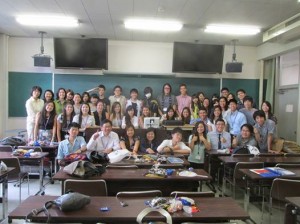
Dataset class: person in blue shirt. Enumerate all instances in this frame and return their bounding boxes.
[225,99,247,136]
[57,122,87,164]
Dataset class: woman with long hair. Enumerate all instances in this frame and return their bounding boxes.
[138,106,151,128]
[140,128,158,154]
[121,105,139,129]
[110,102,123,128]
[72,102,95,135]
[93,100,109,126]
[57,102,75,142]
[188,121,211,168]
[209,105,226,132]
[73,93,82,115]
[261,101,278,124]
[180,107,191,125]
[120,125,140,155]
[190,94,200,119]
[54,88,66,115]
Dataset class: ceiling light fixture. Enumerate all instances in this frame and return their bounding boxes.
[204,24,260,35]
[124,18,182,31]
[16,15,79,27]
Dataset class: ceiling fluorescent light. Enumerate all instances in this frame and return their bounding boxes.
[16,15,79,27]
[124,19,182,31]
[204,24,260,35]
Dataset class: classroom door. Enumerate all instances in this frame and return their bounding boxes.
[275,87,298,141]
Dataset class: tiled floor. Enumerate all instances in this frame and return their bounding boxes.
[1,177,287,224]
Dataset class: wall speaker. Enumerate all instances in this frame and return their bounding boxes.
[33,56,51,67]
[225,62,243,73]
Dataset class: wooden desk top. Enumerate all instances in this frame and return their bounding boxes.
[0,167,15,178]
[206,149,231,156]
[9,196,250,223]
[240,168,300,181]
[0,151,49,160]
[286,197,300,208]
[53,168,212,182]
[218,156,300,164]
[163,124,194,131]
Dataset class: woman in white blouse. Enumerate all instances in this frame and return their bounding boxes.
[121,105,139,129]
[25,86,44,142]
[72,103,95,136]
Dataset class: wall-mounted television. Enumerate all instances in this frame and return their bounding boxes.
[172,42,224,74]
[54,38,108,70]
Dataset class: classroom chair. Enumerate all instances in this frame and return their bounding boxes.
[116,190,162,198]
[136,207,172,224]
[64,179,107,196]
[170,191,215,198]
[275,163,300,169]
[0,145,14,152]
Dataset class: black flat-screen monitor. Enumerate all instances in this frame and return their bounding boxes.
[172,42,224,74]
[54,38,108,70]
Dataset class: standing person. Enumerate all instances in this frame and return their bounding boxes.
[197,92,205,107]
[72,103,95,136]
[109,85,127,114]
[110,102,123,129]
[219,96,229,118]
[142,87,158,117]
[34,101,57,144]
[190,94,200,119]
[180,107,191,125]
[120,125,140,155]
[139,106,151,129]
[56,102,75,142]
[209,105,226,132]
[126,88,142,118]
[140,128,158,154]
[93,100,109,126]
[73,93,82,115]
[261,101,278,124]
[190,107,213,132]
[56,122,87,164]
[176,83,191,115]
[81,92,91,104]
[232,124,257,151]
[25,86,44,142]
[220,87,230,98]
[87,119,120,153]
[157,127,191,154]
[203,97,211,117]
[98,84,110,115]
[89,94,99,113]
[239,96,257,126]
[54,88,67,115]
[236,89,246,110]
[121,105,139,129]
[43,89,54,103]
[253,110,277,153]
[66,89,74,104]
[188,121,211,168]
[157,83,177,117]
[225,99,247,137]
[208,118,231,150]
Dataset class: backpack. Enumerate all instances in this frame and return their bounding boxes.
[63,160,105,178]
[0,136,26,146]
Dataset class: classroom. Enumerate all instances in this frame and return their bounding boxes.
[1,1,300,224]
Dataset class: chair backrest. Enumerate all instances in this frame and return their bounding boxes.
[0,157,22,180]
[136,207,172,224]
[170,191,215,198]
[257,153,283,157]
[234,162,264,180]
[271,178,300,202]
[276,163,300,169]
[64,179,107,196]
[106,165,138,169]
[0,145,14,152]
[232,154,254,157]
[116,190,162,198]
[284,153,300,157]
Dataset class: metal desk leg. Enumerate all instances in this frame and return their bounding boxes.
[36,158,45,195]
[1,176,8,222]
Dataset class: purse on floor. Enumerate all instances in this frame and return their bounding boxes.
[25,192,91,223]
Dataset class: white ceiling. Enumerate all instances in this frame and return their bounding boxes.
[0,0,300,46]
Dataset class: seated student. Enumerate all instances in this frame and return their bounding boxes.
[207,118,231,150]
[139,106,151,129]
[179,107,191,125]
[110,102,123,128]
[160,106,177,123]
[157,127,191,154]
[89,94,99,113]
[190,107,213,132]
[56,122,87,164]
[120,125,140,155]
[239,96,257,126]
[188,121,211,169]
[261,101,278,124]
[72,103,95,135]
[126,88,142,117]
[121,105,139,129]
[140,127,159,154]
[93,100,109,126]
[87,119,120,153]
[57,102,75,142]
[232,124,257,153]
[34,101,57,144]
[253,110,277,153]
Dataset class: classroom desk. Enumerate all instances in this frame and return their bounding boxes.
[240,168,300,211]
[218,155,300,165]
[284,197,300,224]
[0,152,48,195]
[162,124,195,131]
[53,168,212,196]
[0,168,15,222]
[8,195,250,224]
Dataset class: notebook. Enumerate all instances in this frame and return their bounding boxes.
[167,157,184,164]
[250,167,295,178]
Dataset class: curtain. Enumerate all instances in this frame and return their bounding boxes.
[264,58,276,106]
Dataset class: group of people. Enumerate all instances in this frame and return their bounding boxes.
[25,83,279,168]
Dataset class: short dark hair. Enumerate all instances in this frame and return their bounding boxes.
[31,86,42,98]
[220,87,229,92]
[145,127,156,136]
[236,89,246,94]
[100,119,112,127]
[130,88,138,94]
[179,83,187,88]
[241,123,254,134]
[144,86,153,94]
[253,110,266,120]
[215,118,225,125]
[162,83,172,93]
[90,94,99,99]
[228,99,237,105]
[68,122,80,130]
[113,85,122,92]
[98,84,106,90]
[172,127,183,135]
[243,96,253,104]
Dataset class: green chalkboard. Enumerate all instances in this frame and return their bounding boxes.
[222,78,260,105]
[54,73,221,99]
[9,72,52,117]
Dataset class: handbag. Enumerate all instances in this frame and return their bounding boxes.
[63,160,105,178]
[59,153,88,166]
[87,150,110,164]
[25,192,91,223]
[107,149,131,163]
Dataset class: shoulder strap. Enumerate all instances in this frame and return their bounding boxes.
[25,201,55,223]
